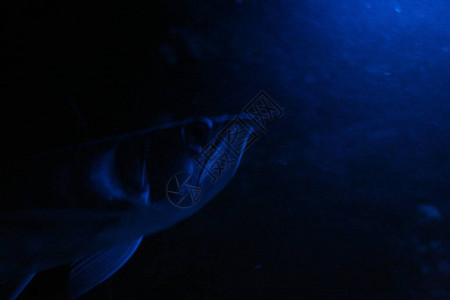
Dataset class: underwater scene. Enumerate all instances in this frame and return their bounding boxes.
[1,0,450,299]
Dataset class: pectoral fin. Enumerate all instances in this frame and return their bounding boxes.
[0,273,35,300]
[68,237,142,299]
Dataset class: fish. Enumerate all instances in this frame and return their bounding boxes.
[0,113,257,299]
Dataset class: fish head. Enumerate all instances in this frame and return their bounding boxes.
[146,114,257,210]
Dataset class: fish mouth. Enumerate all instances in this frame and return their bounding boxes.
[189,148,209,188]
[164,113,255,205]
[190,116,255,189]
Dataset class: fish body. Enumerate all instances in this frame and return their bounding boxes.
[0,114,256,299]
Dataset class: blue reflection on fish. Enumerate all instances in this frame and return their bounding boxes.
[0,114,256,299]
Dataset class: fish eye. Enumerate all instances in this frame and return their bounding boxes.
[181,120,212,148]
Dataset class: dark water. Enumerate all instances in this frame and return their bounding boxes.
[2,0,450,299]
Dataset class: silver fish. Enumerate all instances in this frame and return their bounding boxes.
[0,114,256,299]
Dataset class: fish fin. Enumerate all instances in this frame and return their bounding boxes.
[68,236,142,299]
[0,273,35,300]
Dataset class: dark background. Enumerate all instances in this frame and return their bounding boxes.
[2,0,450,299]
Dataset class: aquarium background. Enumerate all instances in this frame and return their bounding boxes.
[2,0,450,299]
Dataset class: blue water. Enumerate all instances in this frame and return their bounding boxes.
[2,0,450,299]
